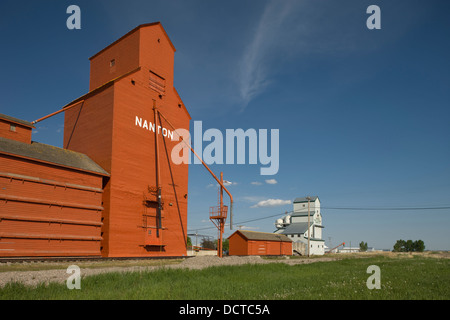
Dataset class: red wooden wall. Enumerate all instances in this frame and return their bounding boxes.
[0,155,105,257]
[228,231,292,256]
[64,23,190,258]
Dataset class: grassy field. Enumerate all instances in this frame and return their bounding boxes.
[0,254,448,300]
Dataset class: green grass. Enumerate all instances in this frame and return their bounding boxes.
[0,255,448,300]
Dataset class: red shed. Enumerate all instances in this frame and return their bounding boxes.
[228,230,292,256]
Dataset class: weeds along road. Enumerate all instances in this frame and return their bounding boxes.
[0,252,447,288]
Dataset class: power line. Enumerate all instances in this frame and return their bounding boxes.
[322,206,450,210]
[187,210,293,232]
[187,205,450,232]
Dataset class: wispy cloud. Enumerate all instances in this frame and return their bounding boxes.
[235,226,260,231]
[265,179,277,185]
[207,180,237,188]
[251,181,263,186]
[238,0,300,109]
[239,196,266,203]
[251,199,291,208]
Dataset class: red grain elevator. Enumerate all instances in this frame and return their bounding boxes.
[63,22,191,257]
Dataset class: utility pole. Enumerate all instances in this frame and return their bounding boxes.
[306,196,311,257]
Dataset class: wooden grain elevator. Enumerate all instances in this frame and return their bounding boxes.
[64,22,191,257]
[0,22,191,258]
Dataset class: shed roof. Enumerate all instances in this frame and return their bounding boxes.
[291,210,317,217]
[0,137,109,176]
[229,230,292,242]
[279,222,312,235]
[0,113,34,128]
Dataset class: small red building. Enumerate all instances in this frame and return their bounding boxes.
[228,230,292,256]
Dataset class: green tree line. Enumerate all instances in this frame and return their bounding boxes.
[393,239,425,252]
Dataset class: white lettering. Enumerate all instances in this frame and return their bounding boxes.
[203,128,223,165]
[259,129,279,175]
[66,265,81,289]
[193,120,203,165]
[366,5,381,30]
[66,5,81,30]
[225,128,257,165]
[135,116,142,127]
[136,117,280,176]
[179,304,213,317]
[171,128,191,165]
[223,305,270,315]
[366,265,381,289]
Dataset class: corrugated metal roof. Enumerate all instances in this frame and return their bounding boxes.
[279,222,312,235]
[0,137,109,176]
[231,230,292,242]
[293,196,319,203]
[291,210,316,217]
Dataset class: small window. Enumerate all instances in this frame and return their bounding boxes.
[110,59,116,67]
[10,124,16,132]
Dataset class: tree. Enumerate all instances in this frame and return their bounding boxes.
[393,239,406,252]
[393,239,425,252]
[359,241,368,252]
[214,239,230,255]
[222,239,229,253]
[405,240,414,252]
[413,240,425,252]
[200,238,216,250]
[187,236,192,247]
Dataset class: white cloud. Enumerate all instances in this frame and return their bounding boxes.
[238,0,300,109]
[207,181,237,188]
[235,226,259,231]
[265,179,277,185]
[251,199,291,208]
[240,196,265,203]
[251,181,262,186]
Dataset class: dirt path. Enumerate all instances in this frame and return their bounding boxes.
[0,255,339,288]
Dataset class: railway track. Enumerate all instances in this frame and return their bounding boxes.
[0,255,190,264]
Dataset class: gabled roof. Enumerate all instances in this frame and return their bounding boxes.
[229,230,292,242]
[0,137,109,176]
[293,196,319,203]
[89,22,176,61]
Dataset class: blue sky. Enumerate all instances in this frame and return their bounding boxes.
[1,0,449,250]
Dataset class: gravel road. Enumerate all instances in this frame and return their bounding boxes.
[0,255,337,288]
